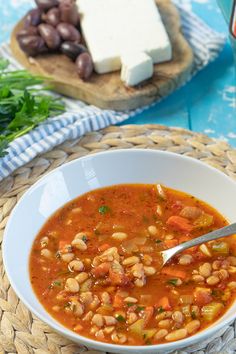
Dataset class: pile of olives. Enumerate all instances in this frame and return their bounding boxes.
[17,0,93,80]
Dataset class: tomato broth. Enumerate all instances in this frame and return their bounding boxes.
[30,184,236,346]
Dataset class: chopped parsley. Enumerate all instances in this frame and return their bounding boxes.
[82,235,87,243]
[98,205,110,214]
[126,302,134,307]
[167,278,178,286]
[191,311,197,319]
[156,306,164,314]
[52,280,61,287]
[136,306,145,312]
[211,289,223,299]
[116,315,126,322]
[155,239,162,244]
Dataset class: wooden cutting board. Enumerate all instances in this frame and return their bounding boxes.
[10,0,194,111]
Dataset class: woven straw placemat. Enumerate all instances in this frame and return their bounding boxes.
[1,124,236,354]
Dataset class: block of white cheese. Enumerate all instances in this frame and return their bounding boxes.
[121,52,154,86]
[77,0,172,75]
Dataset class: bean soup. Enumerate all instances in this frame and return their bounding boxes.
[30,184,236,345]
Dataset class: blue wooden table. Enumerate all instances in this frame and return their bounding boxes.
[1,0,235,145]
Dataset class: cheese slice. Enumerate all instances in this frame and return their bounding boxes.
[77,0,172,75]
[121,52,153,86]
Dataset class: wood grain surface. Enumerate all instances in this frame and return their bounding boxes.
[10,0,194,111]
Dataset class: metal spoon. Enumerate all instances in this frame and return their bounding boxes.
[160,222,236,268]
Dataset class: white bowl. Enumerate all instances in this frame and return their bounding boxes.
[3,149,236,354]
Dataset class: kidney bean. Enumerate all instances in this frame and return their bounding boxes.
[38,23,61,49]
[57,23,81,43]
[75,52,93,80]
[17,26,38,39]
[60,42,87,60]
[35,0,58,11]
[59,0,79,26]
[42,7,60,27]
[18,35,47,56]
[24,8,42,27]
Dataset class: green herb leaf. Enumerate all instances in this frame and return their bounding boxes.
[211,289,223,299]
[126,302,134,307]
[156,306,164,314]
[82,235,87,242]
[0,58,65,157]
[136,306,145,312]
[191,311,197,319]
[53,280,61,287]
[98,205,110,214]
[167,278,178,286]
[116,315,125,322]
[155,239,162,244]
[0,58,9,71]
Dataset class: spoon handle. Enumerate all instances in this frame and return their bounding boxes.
[171,222,236,256]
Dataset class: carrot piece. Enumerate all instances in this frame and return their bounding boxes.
[194,287,212,306]
[91,262,110,278]
[113,294,124,308]
[161,266,187,279]
[167,215,193,233]
[164,239,178,248]
[98,243,111,252]
[109,269,130,286]
[156,296,171,310]
[143,306,154,326]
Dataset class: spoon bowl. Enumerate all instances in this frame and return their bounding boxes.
[160,222,236,268]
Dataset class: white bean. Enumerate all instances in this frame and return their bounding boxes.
[199,263,212,278]
[148,225,158,236]
[144,266,156,276]
[95,329,105,339]
[122,256,139,266]
[41,249,52,259]
[172,311,184,323]
[124,297,137,303]
[101,291,111,305]
[69,259,84,271]
[65,278,79,293]
[206,275,219,285]
[158,319,172,329]
[111,232,127,241]
[61,253,75,263]
[179,254,193,265]
[154,329,168,340]
[75,272,88,284]
[165,328,187,341]
[111,331,127,344]
[71,300,84,316]
[91,314,104,327]
[40,236,49,248]
[71,238,87,250]
[103,315,117,326]
[185,320,200,334]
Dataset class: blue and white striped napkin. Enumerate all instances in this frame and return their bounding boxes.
[0,2,226,181]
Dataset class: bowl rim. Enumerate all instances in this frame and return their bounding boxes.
[3,148,236,352]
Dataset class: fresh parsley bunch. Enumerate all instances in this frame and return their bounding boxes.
[0,58,65,157]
